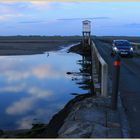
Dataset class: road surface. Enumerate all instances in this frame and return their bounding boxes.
[93,38,140,138]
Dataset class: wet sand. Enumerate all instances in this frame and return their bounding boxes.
[0,37,81,55]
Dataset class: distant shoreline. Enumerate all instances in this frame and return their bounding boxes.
[0,36,81,55]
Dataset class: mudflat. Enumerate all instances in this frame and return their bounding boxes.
[0,36,81,55]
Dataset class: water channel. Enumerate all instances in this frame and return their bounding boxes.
[0,45,92,130]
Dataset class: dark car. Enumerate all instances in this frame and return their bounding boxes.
[111,40,133,57]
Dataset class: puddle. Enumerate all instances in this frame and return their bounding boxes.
[0,45,91,130]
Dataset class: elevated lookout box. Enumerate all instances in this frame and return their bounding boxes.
[82,20,91,33]
[82,20,91,46]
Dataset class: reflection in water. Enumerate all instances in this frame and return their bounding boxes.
[69,53,93,95]
[0,47,88,130]
[6,88,53,115]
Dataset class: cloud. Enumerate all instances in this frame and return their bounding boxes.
[124,23,140,28]
[1,63,65,82]
[6,97,36,115]
[0,2,27,21]
[0,14,25,21]
[0,1,51,22]
[16,116,35,129]
[0,53,66,82]
[28,87,53,98]
[27,1,51,10]
[19,20,46,24]
[30,1,49,7]
[57,17,110,21]
[18,19,58,24]
[0,84,26,93]
[6,87,53,115]
[16,108,54,129]
[32,64,64,79]
[3,70,30,81]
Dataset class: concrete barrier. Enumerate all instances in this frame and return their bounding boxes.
[130,42,140,55]
[91,41,108,97]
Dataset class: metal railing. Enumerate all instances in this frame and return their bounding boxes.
[91,41,108,97]
[130,42,140,55]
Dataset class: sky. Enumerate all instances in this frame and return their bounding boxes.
[0,1,140,36]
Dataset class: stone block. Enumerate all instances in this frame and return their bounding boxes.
[90,124,108,138]
[74,108,106,125]
[58,121,93,138]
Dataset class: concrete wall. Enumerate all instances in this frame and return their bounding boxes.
[91,41,108,97]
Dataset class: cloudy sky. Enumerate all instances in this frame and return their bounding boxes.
[0,1,140,36]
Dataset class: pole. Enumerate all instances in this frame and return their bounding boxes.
[111,54,121,110]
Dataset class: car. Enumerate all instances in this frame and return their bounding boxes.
[111,40,133,57]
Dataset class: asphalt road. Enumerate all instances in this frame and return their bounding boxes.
[93,38,140,138]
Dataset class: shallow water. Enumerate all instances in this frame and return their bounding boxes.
[0,45,88,130]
